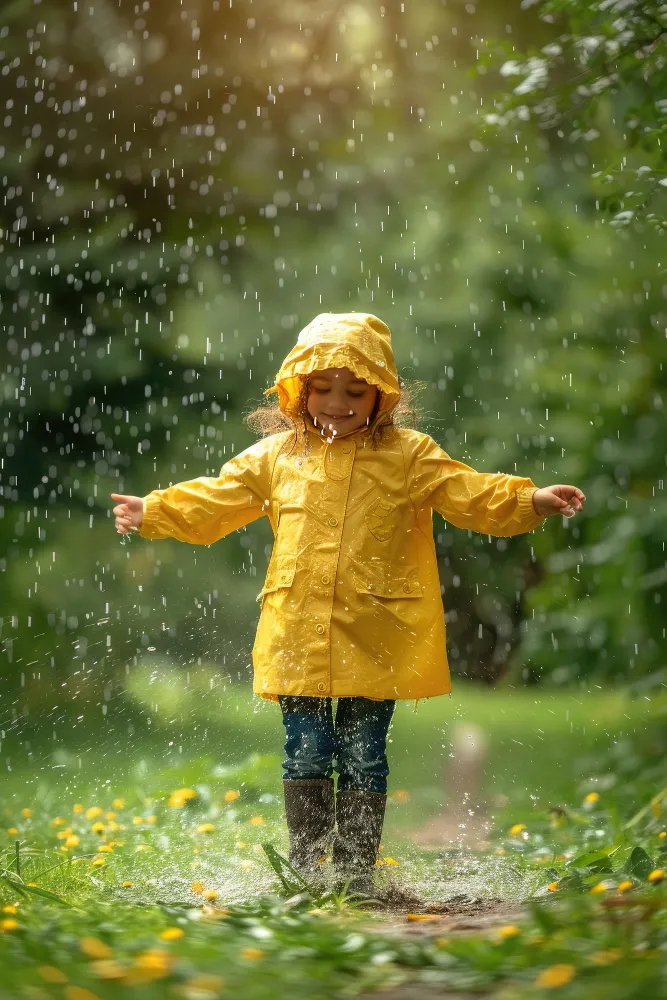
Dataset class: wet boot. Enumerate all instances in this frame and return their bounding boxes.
[282,778,334,890]
[332,789,386,902]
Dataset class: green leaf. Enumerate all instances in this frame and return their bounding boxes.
[1,875,73,908]
[625,846,654,880]
[261,843,308,896]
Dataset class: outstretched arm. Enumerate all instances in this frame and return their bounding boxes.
[406,432,551,537]
[111,437,275,546]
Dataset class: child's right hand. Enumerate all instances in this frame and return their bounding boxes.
[111,493,144,534]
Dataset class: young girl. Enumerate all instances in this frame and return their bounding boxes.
[111,312,585,900]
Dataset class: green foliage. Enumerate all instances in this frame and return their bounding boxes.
[479,0,667,228]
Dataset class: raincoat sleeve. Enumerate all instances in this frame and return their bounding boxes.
[406,433,547,536]
[138,438,273,546]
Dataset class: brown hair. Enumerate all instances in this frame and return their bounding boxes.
[245,375,426,452]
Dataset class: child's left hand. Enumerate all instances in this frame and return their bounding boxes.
[532,485,586,518]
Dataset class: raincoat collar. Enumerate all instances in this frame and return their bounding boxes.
[265,312,400,436]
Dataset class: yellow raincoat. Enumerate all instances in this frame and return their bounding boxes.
[139,313,546,702]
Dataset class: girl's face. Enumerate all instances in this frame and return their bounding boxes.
[306,367,378,437]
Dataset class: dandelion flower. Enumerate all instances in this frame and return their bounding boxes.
[64,834,80,849]
[583,792,600,805]
[38,966,68,983]
[202,889,218,901]
[168,788,198,808]
[249,816,265,826]
[51,817,65,827]
[160,927,185,941]
[97,845,113,854]
[88,960,127,980]
[1,919,18,932]
[86,807,103,821]
[112,798,125,810]
[7,828,18,836]
[590,881,608,894]
[73,804,84,814]
[191,881,205,894]
[509,823,525,837]
[91,822,105,834]
[79,938,112,960]
[64,987,103,1000]
[2,906,17,915]
[547,882,559,892]
[21,808,32,819]
[122,881,133,888]
[497,925,521,939]
[91,858,106,868]
[659,831,666,839]
[182,974,224,995]
[131,816,144,826]
[224,790,240,802]
[535,964,576,988]
[196,823,215,834]
[146,816,157,825]
[616,880,633,893]
[590,949,622,966]
[133,949,171,976]
[648,869,664,883]
[241,947,264,960]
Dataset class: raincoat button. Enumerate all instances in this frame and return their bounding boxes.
[321,575,331,585]
[317,683,326,692]
[403,582,411,593]
[342,446,351,454]
[328,517,338,527]
[315,624,325,634]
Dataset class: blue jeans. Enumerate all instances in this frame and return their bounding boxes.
[278,696,395,794]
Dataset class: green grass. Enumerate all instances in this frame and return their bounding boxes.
[1,676,666,998]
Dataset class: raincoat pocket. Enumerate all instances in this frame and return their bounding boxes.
[256,554,297,604]
[353,569,423,600]
[364,497,400,542]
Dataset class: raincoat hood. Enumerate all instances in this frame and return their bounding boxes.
[265,312,400,426]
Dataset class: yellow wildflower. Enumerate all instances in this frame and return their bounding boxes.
[547,882,559,892]
[2,905,17,914]
[112,798,125,809]
[224,790,240,802]
[51,817,65,827]
[590,949,622,966]
[21,808,32,819]
[64,834,80,849]
[383,856,399,866]
[38,966,68,983]
[160,927,185,941]
[239,861,254,870]
[131,816,144,826]
[65,987,103,1000]
[648,869,664,883]
[145,815,157,824]
[105,811,116,821]
[73,804,84,814]
[391,789,410,803]
[97,845,113,854]
[79,938,112,960]
[617,880,633,893]
[241,947,264,960]
[91,822,105,834]
[168,788,198,808]
[497,925,521,939]
[89,960,127,980]
[122,881,133,888]
[191,881,206,894]
[1,918,18,931]
[535,964,576,989]
[182,974,225,996]
[202,889,218,901]
[196,823,215,834]
[583,792,600,805]
[250,816,265,826]
[85,807,103,820]
[509,823,525,837]
[91,858,106,868]
[590,881,608,894]
[133,949,171,976]
[406,913,441,922]
[7,828,18,836]
[235,841,246,849]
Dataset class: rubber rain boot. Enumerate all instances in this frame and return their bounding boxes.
[332,789,386,902]
[282,778,335,890]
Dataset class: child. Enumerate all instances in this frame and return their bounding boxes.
[111,312,585,900]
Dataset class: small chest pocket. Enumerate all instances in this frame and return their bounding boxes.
[256,554,297,604]
[354,568,422,599]
[364,497,400,542]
